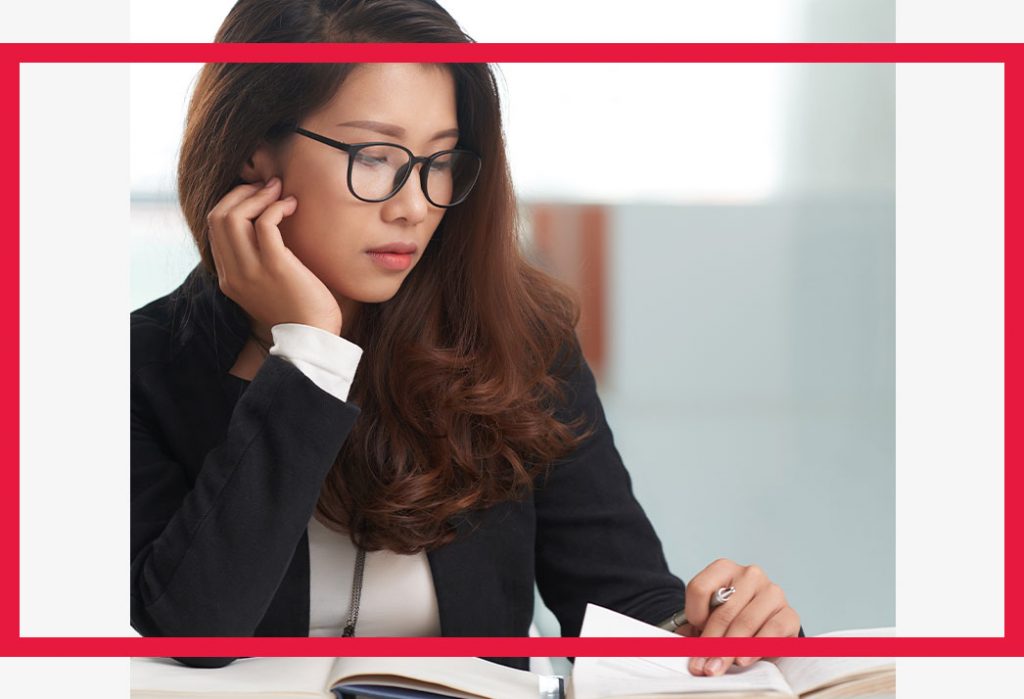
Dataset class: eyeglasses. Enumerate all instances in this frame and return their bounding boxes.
[289,124,482,208]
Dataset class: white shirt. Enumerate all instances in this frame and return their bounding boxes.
[268,323,442,637]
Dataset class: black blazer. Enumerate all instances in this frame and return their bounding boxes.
[131,264,771,670]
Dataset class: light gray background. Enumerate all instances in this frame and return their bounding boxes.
[10,0,1014,694]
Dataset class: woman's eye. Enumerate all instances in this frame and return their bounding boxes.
[355,154,387,167]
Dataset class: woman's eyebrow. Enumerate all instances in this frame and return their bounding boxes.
[337,119,459,141]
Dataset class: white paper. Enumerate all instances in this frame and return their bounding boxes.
[572,604,792,699]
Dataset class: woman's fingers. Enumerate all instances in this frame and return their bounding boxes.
[754,606,801,638]
[683,559,740,677]
[719,610,801,672]
[207,180,268,220]
[206,181,266,280]
[709,584,787,674]
[705,574,780,639]
[673,622,700,637]
[207,207,238,285]
[253,195,299,271]
[725,589,785,671]
[685,561,802,677]
[202,176,342,335]
[219,178,287,279]
[207,221,227,282]
[734,657,764,668]
[228,177,287,224]
[682,558,739,630]
[695,566,774,676]
[699,575,762,638]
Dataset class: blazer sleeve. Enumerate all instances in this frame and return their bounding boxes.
[533,339,687,637]
[130,322,361,639]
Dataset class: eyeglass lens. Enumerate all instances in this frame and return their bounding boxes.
[350,145,480,206]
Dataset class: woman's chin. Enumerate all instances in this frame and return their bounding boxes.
[333,281,405,306]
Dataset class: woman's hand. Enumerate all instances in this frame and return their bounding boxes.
[206,177,343,336]
[677,558,801,677]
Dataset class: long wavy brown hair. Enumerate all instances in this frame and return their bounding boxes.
[177,0,596,554]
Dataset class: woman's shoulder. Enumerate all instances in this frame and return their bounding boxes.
[130,278,198,377]
[544,332,602,423]
[131,294,173,332]
[131,295,176,375]
[556,333,603,388]
[131,264,216,377]
[547,332,586,381]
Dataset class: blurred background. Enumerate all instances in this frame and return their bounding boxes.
[130,0,894,644]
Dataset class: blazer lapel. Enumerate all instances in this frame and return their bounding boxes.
[426,501,535,638]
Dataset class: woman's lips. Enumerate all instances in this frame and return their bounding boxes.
[367,251,413,271]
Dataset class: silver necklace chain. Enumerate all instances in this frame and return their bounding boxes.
[342,547,366,637]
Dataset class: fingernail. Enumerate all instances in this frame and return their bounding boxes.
[690,657,705,674]
[736,657,752,667]
[706,658,723,675]
[264,177,278,188]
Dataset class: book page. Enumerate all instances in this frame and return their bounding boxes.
[328,656,543,699]
[130,656,335,698]
[773,658,895,697]
[571,655,794,699]
[813,628,895,638]
[774,628,896,695]
[572,604,793,699]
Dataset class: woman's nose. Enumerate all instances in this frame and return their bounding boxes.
[387,164,431,217]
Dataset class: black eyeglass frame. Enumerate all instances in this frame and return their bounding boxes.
[287,123,482,208]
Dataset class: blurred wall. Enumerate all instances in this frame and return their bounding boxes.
[607,196,893,635]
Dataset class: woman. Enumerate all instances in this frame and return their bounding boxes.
[130,0,802,677]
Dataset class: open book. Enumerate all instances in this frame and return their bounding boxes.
[131,655,557,699]
[131,606,894,699]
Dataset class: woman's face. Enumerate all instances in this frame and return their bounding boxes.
[251,63,459,323]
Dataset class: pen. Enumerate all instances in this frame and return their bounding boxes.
[657,585,735,632]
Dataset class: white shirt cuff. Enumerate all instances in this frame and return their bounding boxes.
[268,323,363,402]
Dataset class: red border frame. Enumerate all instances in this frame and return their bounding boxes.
[1,42,1018,659]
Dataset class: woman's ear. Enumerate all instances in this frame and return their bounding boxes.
[239,140,278,185]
